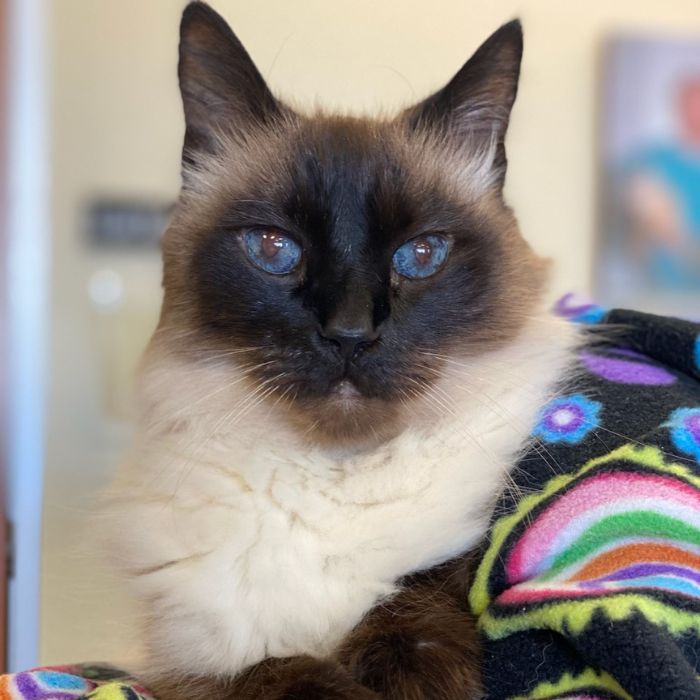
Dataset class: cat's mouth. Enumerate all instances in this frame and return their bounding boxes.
[332,379,362,399]
[284,374,403,445]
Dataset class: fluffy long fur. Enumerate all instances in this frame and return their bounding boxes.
[103,311,577,679]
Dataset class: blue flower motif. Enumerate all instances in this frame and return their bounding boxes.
[532,394,602,444]
[665,407,700,462]
[35,670,88,691]
[571,305,607,324]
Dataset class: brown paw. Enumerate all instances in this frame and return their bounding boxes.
[280,675,378,700]
[146,658,378,700]
[241,657,379,700]
[338,590,482,700]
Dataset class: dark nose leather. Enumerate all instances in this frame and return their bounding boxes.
[318,321,380,361]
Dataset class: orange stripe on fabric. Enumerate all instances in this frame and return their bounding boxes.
[0,674,14,700]
[568,542,700,581]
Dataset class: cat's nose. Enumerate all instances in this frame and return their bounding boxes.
[318,320,380,361]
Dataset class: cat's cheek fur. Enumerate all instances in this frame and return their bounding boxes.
[102,311,579,679]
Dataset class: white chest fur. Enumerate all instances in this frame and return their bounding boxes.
[103,314,577,677]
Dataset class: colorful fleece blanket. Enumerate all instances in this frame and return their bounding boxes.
[472,297,700,699]
[0,664,152,700]
[1,299,699,699]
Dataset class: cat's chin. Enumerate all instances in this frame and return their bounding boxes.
[290,381,403,447]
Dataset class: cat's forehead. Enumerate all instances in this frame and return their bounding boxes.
[219,114,428,194]
[297,115,390,156]
[205,116,446,239]
[284,119,414,235]
[278,116,408,193]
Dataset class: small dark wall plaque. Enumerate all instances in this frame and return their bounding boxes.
[87,199,174,248]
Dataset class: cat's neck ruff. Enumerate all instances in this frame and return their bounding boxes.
[104,311,578,679]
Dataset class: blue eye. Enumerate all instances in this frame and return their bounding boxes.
[243,228,302,275]
[392,234,450,279]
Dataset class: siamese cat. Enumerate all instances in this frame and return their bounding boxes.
[103,2,577,698]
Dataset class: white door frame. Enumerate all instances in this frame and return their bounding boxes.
[5,0,48,672]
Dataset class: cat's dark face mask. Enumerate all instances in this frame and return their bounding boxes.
[157,2,546,442]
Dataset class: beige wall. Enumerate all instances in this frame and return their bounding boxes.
[43,0,700,666]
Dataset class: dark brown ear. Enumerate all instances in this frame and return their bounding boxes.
[178,2,284,165]
[404,20,523,188]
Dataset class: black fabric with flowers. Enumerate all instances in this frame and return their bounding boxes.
[470,302,700,700]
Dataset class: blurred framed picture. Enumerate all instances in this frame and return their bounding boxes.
[597,36,700,317]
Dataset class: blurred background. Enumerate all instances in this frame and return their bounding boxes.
[0,0,699,674]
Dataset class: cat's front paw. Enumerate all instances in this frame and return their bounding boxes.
[259,658,379,700]
[146,658,378,700]
[338,591,482,700]
[234,657,379,700]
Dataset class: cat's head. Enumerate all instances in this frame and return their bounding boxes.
[154,1,548,444]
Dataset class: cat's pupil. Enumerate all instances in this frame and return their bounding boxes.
[414,239,433,266]
[261,232,284,259]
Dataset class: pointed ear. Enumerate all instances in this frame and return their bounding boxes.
[404,20,523,187]
[178,2,284,165]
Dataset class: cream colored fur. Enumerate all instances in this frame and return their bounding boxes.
[103,311,578,679]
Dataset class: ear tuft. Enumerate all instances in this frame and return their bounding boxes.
[178,1,283,166]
